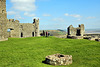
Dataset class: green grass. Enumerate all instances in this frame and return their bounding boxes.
[0,37,100,67]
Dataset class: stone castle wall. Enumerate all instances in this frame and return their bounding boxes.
[20,23,35,38]
[0,0,39,41]
[7,19,20,38]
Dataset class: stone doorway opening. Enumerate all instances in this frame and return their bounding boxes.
[77,29,81,36]
[32,32,34,37]
[21,32,23,37]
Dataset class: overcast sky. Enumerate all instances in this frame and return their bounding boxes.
[6,0,100,30]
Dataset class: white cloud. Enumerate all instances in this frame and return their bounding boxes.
[7,11,16,15]
[77,19,81,21]
[70,14,81,18]
[10,0,36,12]
[64,13,69,16]
[86,17,96,19]
[65,13,82,18]
[43,14,51,17]
[24,12,35,17]
[14,15,24,20]
[33,17,40,19]
[52,18,65,22]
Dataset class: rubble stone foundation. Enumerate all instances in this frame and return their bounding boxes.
[45,54,72,65]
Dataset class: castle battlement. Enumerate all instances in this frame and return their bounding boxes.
[9,19,19,23]
[9,19,14,22]
[15,20,19,23]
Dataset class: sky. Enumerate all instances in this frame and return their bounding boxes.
[6,0,100,30]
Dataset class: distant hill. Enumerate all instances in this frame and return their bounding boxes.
[85,29,100,34]
[40,29,66,36]
[57,29,66,32]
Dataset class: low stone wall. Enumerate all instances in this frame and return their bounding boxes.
[83,36,100,42]
[67,35,100,42]
[45,54,72,65]
[95,38,100,42]
[0,38,8,41]
[67,35,83,39]
[55,35,67,38]
[83,36,91,39]
[84,33,100,38]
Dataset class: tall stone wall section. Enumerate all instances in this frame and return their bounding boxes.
[20,23,35,38]
[79,24,84,36]
[0,0,8,40]
[7,19,20,38]
[33,19,40,36]
[0,0,7,19]
[68,25,77,36]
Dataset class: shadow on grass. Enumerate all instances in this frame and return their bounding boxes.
[42,60,50,65]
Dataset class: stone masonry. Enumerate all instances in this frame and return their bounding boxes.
[0,0,39,41]
[68,24,85,36]
[67,24,85,39]
[45,54,72,65]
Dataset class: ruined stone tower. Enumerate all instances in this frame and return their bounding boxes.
[0,0,7,19]
[79,24,85,36]
[33,19,40,36]
[67,24,85,36]
[0,0,8,40]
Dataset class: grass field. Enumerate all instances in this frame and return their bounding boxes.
[0,37,100,67]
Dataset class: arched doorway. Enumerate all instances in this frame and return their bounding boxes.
[32,32,34,37]
[21,32,23,37]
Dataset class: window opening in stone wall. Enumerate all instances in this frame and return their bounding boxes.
[77,29,81,36]
[7,28,14,37]
[2,10,4,13]
[7,29,11,32]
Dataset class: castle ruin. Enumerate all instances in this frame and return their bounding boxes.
[0,0,39,41]
[67,24,85,39]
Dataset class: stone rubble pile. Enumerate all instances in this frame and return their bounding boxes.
[45,54,72,65]
[95,38,100,42]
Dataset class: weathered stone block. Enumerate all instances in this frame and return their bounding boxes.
[45,54,72,65]
[67,35,83,39]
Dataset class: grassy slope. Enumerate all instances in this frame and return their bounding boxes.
[0,37,100,67]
